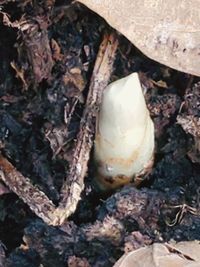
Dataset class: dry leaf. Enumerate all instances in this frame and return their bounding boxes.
[62,69,85,93]
[78,0,200,76]
[114,241,200,267]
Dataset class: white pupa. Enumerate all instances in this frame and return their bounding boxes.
[94,73,154,190]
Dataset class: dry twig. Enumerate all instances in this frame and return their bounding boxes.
[0,32,118,225]
[0,155,56,225]
[53,32,118,225]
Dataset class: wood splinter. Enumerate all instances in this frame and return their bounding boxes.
[0,32,118,226]
[52,32,118,225]
[0,154,56,225]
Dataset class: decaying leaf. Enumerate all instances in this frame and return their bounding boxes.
[78,0,200,76]
[62,68,86,94]
[114,241,200,267]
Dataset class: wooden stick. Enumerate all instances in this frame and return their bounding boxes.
[52,32,118,225]
[0,154,56,225]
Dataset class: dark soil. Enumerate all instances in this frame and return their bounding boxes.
[0,1,200,266]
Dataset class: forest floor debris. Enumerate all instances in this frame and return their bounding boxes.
[0,1,200,266]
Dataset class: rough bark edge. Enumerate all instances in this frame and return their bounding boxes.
[0,154,56,225]
[52,32,118,225]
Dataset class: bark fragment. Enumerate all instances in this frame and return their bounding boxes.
[12,16,54,89]
[52,32,118,225]
[0,154,56,225]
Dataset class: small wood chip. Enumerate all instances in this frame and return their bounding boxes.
[0,154,56,225]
